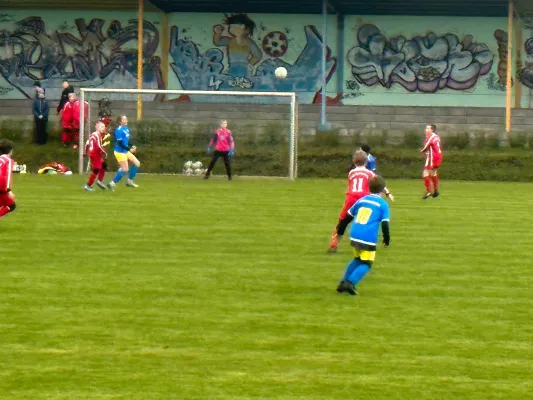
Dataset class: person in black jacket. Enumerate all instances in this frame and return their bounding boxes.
[57,80,74,114]
[33,91,49,145]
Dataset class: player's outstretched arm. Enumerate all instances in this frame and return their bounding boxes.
[336,213,354,239]
[381,221,390,247]
[383,187,394,201]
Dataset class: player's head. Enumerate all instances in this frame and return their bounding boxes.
[352,149,368,167]
[425,124,437,135]
[95,121,105,133]
[0,139,14,156]
[220,119,227,128]
[68,93,77,102]
[120,115,128,126]
[361,144,371,154]
[369,175,386,194]
[62,80,70,89]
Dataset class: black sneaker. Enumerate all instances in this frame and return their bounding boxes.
[433,191,440,198]
[422,192,432,200]
[203,174,209,180]
[336,280,357,296]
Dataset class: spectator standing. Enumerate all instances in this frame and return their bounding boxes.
[33,91,49,145]
[57,80,74,114]
[33,81,45,99]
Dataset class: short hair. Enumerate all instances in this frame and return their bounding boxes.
[429,124,437,132]
[361,144,371,153]
[0,139,14,155]
[68,93,77,99]
[353,149,367,167]
[369,175,386,194]
[220,119,227,124]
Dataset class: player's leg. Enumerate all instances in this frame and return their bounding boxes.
[126,152,141,187]
[73,129,79,150]
[85,156,102,191]
[108,153,129,190]
[328,197,356,253]
[336,248,361,295]
[61,128,71,147]
[422,167,432,199]
[96,161,107,189]
[431,167,440,197]
[85,168,98,191]
[222,151,232,180]
[346,249,375,292]
[204,151,221,179]
[0,192,16,219]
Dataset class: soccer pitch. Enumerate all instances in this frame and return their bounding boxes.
[1,175,532,400]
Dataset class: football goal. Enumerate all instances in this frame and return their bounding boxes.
[78,89,298,179]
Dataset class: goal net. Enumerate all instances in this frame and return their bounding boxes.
[78,89,298,179]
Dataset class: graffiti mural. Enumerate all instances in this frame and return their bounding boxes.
[347,24,494,93]
[488,29,526,91]
[490,27,533,90]
[169,13,337,103]
[0,16,164,100]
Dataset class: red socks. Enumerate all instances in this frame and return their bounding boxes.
[431,176,439,191]
[87,172,97,186]
[424,176,432,192]
[97,169,106,181]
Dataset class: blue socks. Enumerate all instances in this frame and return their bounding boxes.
[343,259,359,281]
[348,264,370,286]
[129,164,139,180]
[113,169,125,183]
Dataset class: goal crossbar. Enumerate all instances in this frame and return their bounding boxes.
[79,88,297,180]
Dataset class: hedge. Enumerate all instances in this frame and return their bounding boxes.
[2,119,533,181]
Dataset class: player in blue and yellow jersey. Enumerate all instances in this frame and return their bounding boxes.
[334,175,391,296]
[107,115,141,191]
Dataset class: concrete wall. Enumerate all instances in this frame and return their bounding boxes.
[3,100,533,135]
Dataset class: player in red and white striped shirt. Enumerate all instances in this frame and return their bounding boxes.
[84,121,108,191]
[421,124,443,199]
[328,150,376,253]
[0,139,17,219]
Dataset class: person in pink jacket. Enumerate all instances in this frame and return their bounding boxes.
[204,120,235,180]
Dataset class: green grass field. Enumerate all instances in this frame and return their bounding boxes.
[1,174,532,400]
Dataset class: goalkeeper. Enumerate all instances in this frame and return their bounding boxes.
[204,120,235,180]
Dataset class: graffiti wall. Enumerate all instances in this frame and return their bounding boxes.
[342,16,533,107]
[1,10,533,108]
[0,10,164,100]
[167,13,338,103]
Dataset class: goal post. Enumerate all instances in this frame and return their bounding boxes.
[79,88,298,179]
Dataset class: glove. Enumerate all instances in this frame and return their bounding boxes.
[229,149,235,157]
[206,146,212,154]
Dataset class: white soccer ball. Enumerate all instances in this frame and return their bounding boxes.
[184,160,193,169]
[275,66,287,79]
